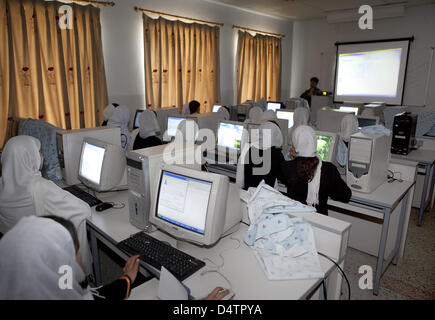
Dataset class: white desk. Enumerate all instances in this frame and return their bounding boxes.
[86,191,350,300]
[391,148,435,226]
[328,178,414,296]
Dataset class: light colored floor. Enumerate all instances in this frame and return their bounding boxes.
[97,206,435,300]
[342,206,435,300]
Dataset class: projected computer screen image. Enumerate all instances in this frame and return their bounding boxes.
[267,102,281,112]
[316,135,332,161]
[212,105,222,112]
[134,110,144,129]
[276,110,294,128]
[217,122,243,150]
[334,40,410,105]
[339,106,358,115]
[155,171,212,235]
[79,141,105,185]
[167,117,185,137]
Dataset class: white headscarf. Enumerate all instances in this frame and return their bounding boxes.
[181,102,190,115]
[175,119,199,143]
[139,110,161,139]
[248,106,263,121]
[103,104,116,121]
[108,106,131,150]
[292,125,322,207]
[0,216,92,300]
[339,114,359,143]
[217,106,230,120]
[0,136,42,232]
[293,107,309,128]
[261,110,278,120]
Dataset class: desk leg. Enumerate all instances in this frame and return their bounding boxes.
[418,164,430,226]
[374,208,391,296]
[89,228,102,286]
[426,165,435,212]
[393,192,409,265]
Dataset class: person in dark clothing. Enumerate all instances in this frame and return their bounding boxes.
[189,100,200,114]
[300,77,323,106]
[132,109,163,150]
[280,125,351,215]
[237,121,285,190]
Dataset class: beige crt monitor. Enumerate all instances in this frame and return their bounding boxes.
[150,164,242,246]
[56,126,121,185]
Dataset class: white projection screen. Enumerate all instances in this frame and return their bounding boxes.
[334,39,411,105]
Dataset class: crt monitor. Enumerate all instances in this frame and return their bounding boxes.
[339,106,359,116]
[150,164,230,246]
[78,137,126,192]
[266,101,281,112]
[133,109,144,129]
[276,110,294,128]
[315,131,337,162]
[212,104,222,112]
[357,116,380,129]
[217,121,244,151]
[165,116,186,140]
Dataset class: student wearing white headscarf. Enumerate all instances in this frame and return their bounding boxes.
[247,106,263,121]
[236,121,285,189]
[217,106,230,120]
[108,106,131,150]
[280,125,351,215]
[288,107,310,145]
[336,114,359,167]
[102,103,118,126]
[260,110,278,120]
[0,136,92,275]
[0,215,141,300]
[132,110,162,150]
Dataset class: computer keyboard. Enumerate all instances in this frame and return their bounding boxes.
[117,232,205,281]
[63,185,102,207]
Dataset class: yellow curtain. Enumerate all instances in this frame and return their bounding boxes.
[236,30,281,104]
[0,0,108,147]
[143,15,219,113]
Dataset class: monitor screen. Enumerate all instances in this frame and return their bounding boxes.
[217,122,243,150]
[316,135,333,161]
[357,117,377,129]
[167,116,185,137]
[133,110,144,129]
[339,106,358,115]
[267,102,281,112]
[276,110,294,128]
[79,141,105,185]
[155,171,212,235]
[212,105,222,112]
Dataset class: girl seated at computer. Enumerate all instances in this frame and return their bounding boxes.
[237,121,285,190]
[0,136,92,275]
[181,100,201,115]
[132,110,163,150]
[336,114,359,169]
[280,125,351,215]
[108,106,131,150]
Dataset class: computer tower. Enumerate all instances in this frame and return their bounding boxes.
[391,112,418,155]
[126,143,201,230]
[56,127,121,185]
[347,132,390,193]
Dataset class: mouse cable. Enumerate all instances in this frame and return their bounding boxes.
[317,252,351,300]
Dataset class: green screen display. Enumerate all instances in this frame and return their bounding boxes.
[316,135,332,161]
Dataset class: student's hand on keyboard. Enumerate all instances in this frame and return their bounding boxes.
[202,287,230,300]
[123,255,140,283]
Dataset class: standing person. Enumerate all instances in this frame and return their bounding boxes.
[280,126,351,215]
[0,136,92,275]
[300,77,322,106]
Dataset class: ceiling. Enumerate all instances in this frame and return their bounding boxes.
[202,0,435,20]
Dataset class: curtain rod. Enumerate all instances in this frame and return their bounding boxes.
[232,25,284,38]
[63,0,115,6]
[134,7,224,27]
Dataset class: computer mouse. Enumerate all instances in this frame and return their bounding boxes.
[95,202,113,212]
[220,288,235,300]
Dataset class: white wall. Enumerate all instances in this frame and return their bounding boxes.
[290,4,435,110]
[99,0,293,117]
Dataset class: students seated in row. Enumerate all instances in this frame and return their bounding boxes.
[132,110,163,150]
[0,136,92,274]
[280,125,352,215]
[108,106,131,150]
[336,114,359,168]
[181,100,201,115]
[0,215,231,300]
[237,121,285,190]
